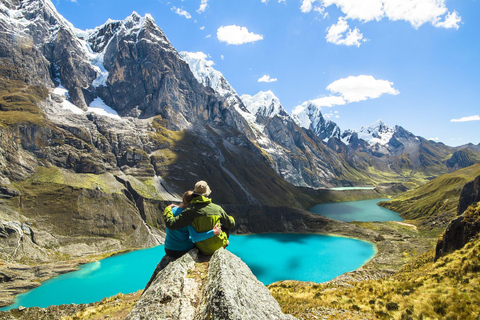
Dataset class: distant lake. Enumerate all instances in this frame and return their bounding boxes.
[327,187,375,191]
[310,198,402,222]
[0,234,375,311]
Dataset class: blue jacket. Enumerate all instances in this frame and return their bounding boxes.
[164,195,235,255]
[164,207,214,251]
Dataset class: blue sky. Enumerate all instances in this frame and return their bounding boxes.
[54,0,479,147]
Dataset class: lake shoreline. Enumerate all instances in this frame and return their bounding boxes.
[0,193,431,312]
[0,217,433,312]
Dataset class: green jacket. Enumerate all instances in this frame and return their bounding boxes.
[163,195,235,255]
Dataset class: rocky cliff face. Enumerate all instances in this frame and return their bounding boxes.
[126,248,296,320]
[0,0,476,269]
[435,175,480,260]
[446,149,479,173]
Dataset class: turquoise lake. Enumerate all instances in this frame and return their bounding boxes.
[0,234,375,311]
[310,198,403,222]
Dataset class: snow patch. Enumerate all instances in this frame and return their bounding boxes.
[53,86,84,114]
[291,105,312,129]
[88,97,121,120]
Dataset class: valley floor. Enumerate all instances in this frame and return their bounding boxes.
[0,220,438,319]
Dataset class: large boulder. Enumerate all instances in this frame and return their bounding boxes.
[126,249,296,320]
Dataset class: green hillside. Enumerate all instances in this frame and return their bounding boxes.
[269,202,480,320]
[378,162,480,230]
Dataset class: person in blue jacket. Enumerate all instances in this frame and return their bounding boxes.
[143,190,221,293]
[164,190,221,258]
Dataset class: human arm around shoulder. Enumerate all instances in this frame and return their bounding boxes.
[187,225,216,243]
[163,205,196,230]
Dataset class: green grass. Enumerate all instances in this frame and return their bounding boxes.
[270,232,480,320]
[0,63,48,127]
[379,162,480,225]
[12,166,125,194]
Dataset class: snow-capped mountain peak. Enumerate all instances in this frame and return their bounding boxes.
[240,90,290,120]
[291,101,341,140]
[180,51,236,98]
[357,120,394,145]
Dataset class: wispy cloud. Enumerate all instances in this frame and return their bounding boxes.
[197,0,208,14]
[293,75,398,112]
[303,0,461,29]
[303,96,347,108]
[326,17,365,47]
[451,115,480,122]
[435,11,461,29]
[217,25,263,45]
[172,7,192,19]
[326,75,399,103]
[258,75,277,83]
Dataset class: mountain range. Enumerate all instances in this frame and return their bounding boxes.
[1,0,480,265]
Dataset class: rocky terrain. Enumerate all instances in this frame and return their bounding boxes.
[1,0,480,317]
[269,173,480,320]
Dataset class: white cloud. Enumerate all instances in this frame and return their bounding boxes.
[262,0,269,3]
[429,137,440,141]
[451,115,480,122]
[295,75,398,113]
[326,75,399,103]
[318,0,461,29]
[306,96,347,108]
[258,75,277,83]
[323,0,384,22]
[172,7,192,19]
[197,0,208,14]
[435,11,461,29]
[301,0,318,13]
[326,17,364,47]
[217,25,264,45]
[206,34,211,38]
[200,26,205,30]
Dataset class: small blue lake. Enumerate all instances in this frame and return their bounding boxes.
[0,234,375,311]
[310,198,402,222]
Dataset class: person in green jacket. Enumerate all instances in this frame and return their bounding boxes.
[163,180,235,255]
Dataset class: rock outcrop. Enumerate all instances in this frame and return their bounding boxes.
[126,248,296,320]
[435,175,480,260]
[457,174,480,215]
[445,149,478,173]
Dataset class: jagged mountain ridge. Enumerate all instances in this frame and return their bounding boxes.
[0,0,478,266]
[183,51,479,187]
[181,51,372,188]
[2,0,372,274]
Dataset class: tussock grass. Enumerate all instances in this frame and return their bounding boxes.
[270,234,480,320]
[65,291,142,320]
